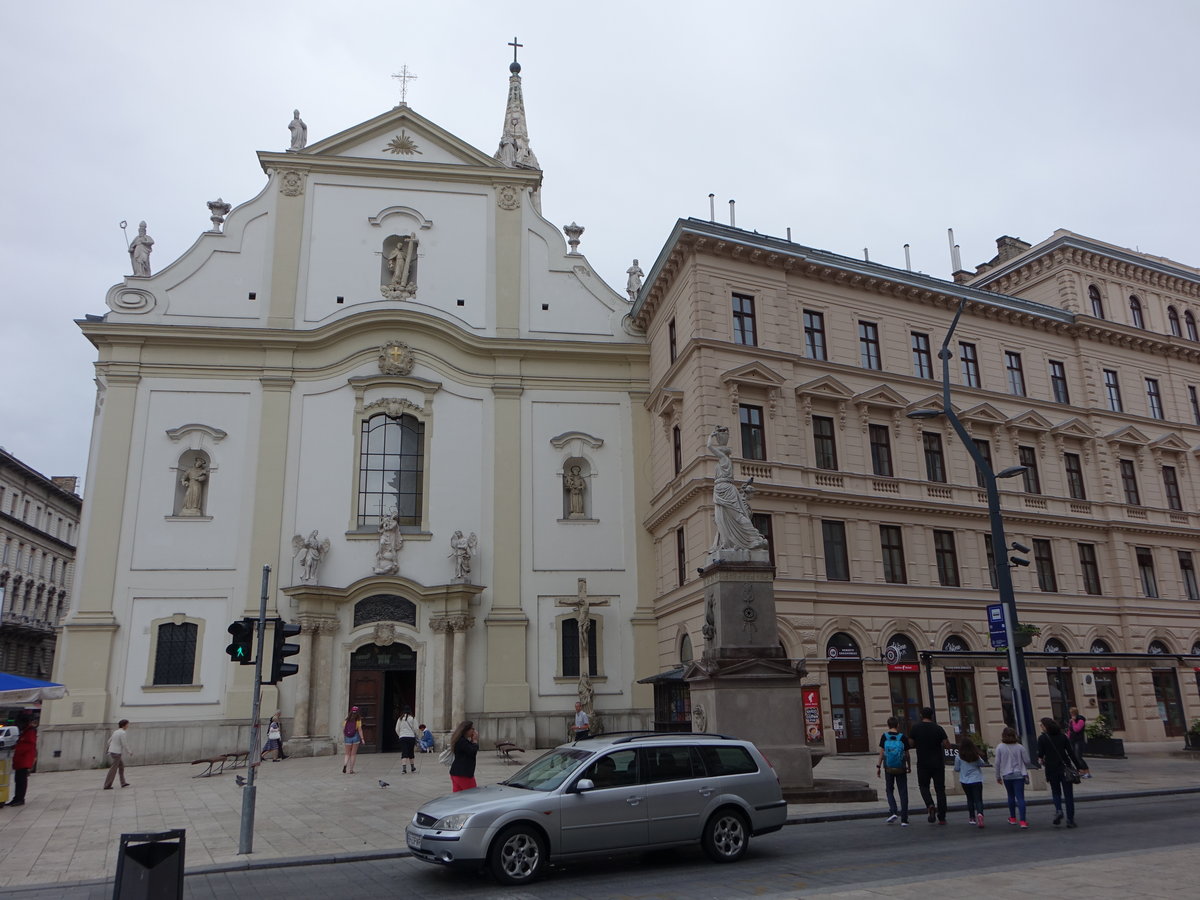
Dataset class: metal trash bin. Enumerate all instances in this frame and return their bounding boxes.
[112,829,185,900]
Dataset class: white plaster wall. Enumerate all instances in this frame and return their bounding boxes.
[120,594,232,710]
[163,212,271,319]
[300,181,490,328]
[530,399,626,571]
[524,230,618,337]
[130,388,253,570]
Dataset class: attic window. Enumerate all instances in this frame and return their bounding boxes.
[247,292,257,300]
[541,303,549,311]
[336,296,345,304]
[457,299,465,307]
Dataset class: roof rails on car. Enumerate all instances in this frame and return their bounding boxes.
[606,731,738,745]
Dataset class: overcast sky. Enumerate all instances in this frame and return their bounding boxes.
[3,0,1197,490]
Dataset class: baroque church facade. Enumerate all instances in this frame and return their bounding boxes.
[44,59,656,767]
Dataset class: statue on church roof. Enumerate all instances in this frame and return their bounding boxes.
[625,259,644,301]
[288,109,307,151]
[128,221,154,277]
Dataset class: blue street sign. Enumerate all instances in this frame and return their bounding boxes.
[987,604,1007,648]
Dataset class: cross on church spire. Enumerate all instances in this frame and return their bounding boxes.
[391,65,419,105]
[508,36,523,70]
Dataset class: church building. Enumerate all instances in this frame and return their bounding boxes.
[44,55,656,767]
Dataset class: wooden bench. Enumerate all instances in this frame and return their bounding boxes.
[495,741,525,764]
[190,750,250,778]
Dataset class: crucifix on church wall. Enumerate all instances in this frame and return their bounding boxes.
[553,578,614,724]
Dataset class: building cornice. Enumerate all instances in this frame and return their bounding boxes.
[258,152,543,189]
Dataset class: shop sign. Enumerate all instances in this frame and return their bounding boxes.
[944,666,973,672]
[827,646,860,660]
[887,664,919,673]
[995,666,1009,672]
[1092,666,1116,673]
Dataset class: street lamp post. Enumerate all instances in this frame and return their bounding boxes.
[907,298,1039,761]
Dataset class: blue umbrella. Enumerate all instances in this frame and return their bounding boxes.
[0,672,69,704]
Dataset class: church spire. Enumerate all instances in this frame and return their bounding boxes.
[495,36,540,170]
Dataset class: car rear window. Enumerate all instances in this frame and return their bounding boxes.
[696,745,758,776]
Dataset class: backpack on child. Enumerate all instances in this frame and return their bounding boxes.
[883,731,907,773]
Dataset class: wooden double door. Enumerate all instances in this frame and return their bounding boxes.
[347,643,417,753]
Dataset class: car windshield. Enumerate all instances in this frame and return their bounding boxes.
[502,747,592,792]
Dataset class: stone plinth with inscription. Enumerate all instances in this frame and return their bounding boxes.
[686,554,815,796]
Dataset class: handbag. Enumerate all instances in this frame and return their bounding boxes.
[1051,736,1081,784]
[438,746,454,767]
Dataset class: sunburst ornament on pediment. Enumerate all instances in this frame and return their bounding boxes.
[383,130,423,155]
[378,340,415,376]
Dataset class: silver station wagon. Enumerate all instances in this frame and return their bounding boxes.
[405,732,787,885]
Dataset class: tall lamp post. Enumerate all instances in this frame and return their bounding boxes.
[907,298,1039,761]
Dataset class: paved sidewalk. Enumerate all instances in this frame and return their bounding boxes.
[0,741,1195,890]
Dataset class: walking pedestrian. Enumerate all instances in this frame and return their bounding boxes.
[994,726,1031,828]
[103,720,132,789]
[395,707,418,774]
[954,735,985,827]
[571,701,590,740]
[876,716,911,826]
[908,707,950,824]
[447,720,479,792]
[7,714,37,807]
[341,707,364,774]
[1038,717,1083,828]
[1067,707,1091,778]
[261,712,285,762]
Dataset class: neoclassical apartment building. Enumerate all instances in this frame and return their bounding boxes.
[0,449,80,680]
[634,220,1200,753]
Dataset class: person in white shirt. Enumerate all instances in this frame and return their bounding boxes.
[103,720,132,789]
[395,708,418,774]
[572,701,590,740]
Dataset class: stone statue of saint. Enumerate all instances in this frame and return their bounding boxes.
[382,234,418,299]
[129,221,154,277]
[373,509,402,575]
[706,426,767,552]
[292,530,330,584]
[288,109,307,151]
[564,465,587,518]
[448,530,478,580]
[625,259,644,301]
[179,458,208,516]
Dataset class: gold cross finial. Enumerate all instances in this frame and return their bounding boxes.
[391,65,419,104]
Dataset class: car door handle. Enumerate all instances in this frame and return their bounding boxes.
[697,787,713,798]
[625,796,643,806]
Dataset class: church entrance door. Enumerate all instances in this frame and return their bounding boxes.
[349,642,417,753]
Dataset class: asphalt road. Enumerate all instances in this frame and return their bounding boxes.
[3,793,1195,899]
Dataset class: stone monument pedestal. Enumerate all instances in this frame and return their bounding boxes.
[685,555,815,797]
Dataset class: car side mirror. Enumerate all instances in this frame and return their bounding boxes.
[575,778,595,792]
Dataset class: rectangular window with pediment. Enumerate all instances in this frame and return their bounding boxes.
[1119,459,1140,506]
[1018,446,1040,494]
[1064,452,1086,500]
[922,432,946,482]
[813,416,838,470]
[972,439,992,489]
[869,424,893,477]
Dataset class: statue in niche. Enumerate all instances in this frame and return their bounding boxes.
[129,221,154,276]
[564,464,587,519]
[292,530,330,584]
[448,530,478,581]
[287,109,307,151]
[381,233,419,300]
[179,457,209,516]
[625,259,644,301]
[706,426,767,552]
[373,508,402,575]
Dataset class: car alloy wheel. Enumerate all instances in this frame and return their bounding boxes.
[702,808,749,863]
[490,824,546,885]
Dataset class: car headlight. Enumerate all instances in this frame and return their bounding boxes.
[432,814,472,831]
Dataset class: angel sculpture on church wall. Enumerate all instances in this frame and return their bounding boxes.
[449,530,478,581]
[292,530,330,585]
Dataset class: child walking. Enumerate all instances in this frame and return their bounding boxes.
[953,736,985,827]
[993,726,1031,828]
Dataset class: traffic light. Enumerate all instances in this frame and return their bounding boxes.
[270,620,302,683]
[226,618,255,665]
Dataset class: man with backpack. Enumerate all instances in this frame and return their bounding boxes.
[876,716,912,825]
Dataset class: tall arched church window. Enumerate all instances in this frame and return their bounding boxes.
[1088,284,1105,319]
[1129,295,1145,329]
[1168,306,1182,336]
[1186,311,1199,342]
[153,621,198,685]
[358,413,425,528]
[680,633,693,664]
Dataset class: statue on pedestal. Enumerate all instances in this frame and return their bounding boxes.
[292,530,330,584]
[707,426,767,553]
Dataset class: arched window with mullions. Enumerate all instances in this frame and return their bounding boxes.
[1168,306,1182,336]
[1186,311,1199,342]
[1129,295,1145,329]
[358,413,425,528]
[153,621,198,685]
[1088,284,1105,319]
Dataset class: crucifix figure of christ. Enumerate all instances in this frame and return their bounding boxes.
[554,578,614,722]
